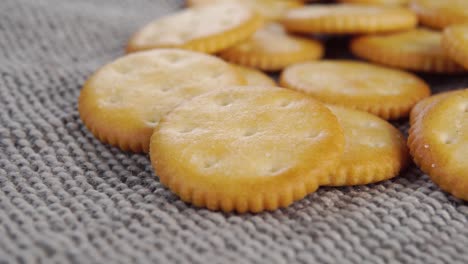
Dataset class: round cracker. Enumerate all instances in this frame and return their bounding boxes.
[325,105,408,186]
[442,24,468,70]
[150,86,345,213]
[127,3,263,54]
[185,0,304,21]
[78,49,245,153]
[220,23,323,71]
[232,65,276,86]
[351,29,465,73]
[280,60,431,119]
[410,0,468,29]
[281,4,417,34]
[408,89,468,200]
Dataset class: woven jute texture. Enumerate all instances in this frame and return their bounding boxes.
[1,0,468,263]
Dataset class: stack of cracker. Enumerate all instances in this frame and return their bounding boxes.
[78,0,467,213]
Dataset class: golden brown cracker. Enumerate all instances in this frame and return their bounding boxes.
[408,89,468,200]
[78,49,245,152]
[150,86,345,213]
[282,4,417,34]
[351,29,465,73]
[220,23,323,71]
[410,0,468,29]
[442,24,468,70]
[325,105,409,186]
[280,60,431,119]
[127,3,263,54]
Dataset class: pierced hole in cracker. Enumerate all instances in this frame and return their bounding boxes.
[444,139,455,145]
[106,94,122,105]
[268,165,285,175]
[211,71,224,79]
[203,158,219,169]
[164,53,183,63]
[279,101,292,107]
[364,141,385,148]
[217,97,234,107]
[243,128,257,137]
[179,126,195,133]
[373,142,386,148]
[441,134,456,145]
[145,115,160,127]
[308,130,322,139]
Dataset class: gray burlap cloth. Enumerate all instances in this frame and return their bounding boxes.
[1,0,468,263]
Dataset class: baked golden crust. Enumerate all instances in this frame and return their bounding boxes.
[280,60,431,119]
[150,86,345,213]
[78,49,244,152]
[408,89,468,200]
[220,23,323,71]
[442,24,468,70]
[351,29,465,73]
[409,90,463,126]
[410,0,468,29]
[281,4,417,34]
[325,105,409,186]
[127,3,263,54]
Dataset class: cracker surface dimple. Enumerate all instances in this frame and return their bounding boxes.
[408,89,468,200]
[281,4,417,34]
[325,105,409,186]
[127,3,263,54]
[78,49,245,153]
[410,0,468,29]
[351,29,466,73]
[280,60,431,119]
[232,65,276,86]
[442,24,468,70]
[150,86,345,213]
[220,23,323,71]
